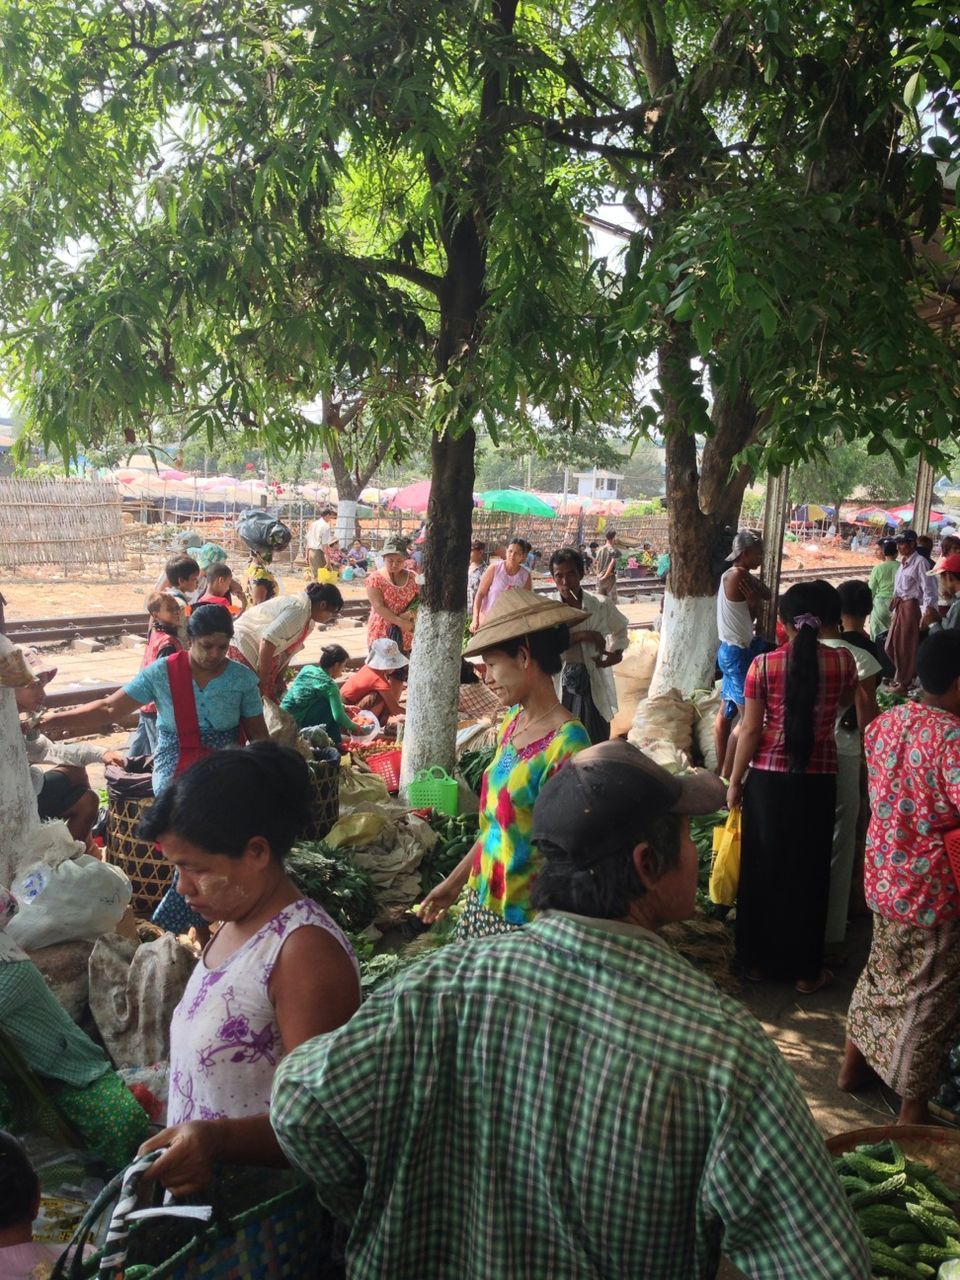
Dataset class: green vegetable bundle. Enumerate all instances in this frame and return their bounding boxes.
[834,1139,960,1277]
[459,747,495,795]
[877,688,909,712]
[421,813,480,893]
[285,840,380,933]
[688,810,725,909]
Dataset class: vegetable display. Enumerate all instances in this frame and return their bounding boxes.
[688,811,725,910]
[284,840,380,934]
[459,747,495,795]
[420,813,480,893]
[876,688,909,713]
[834,1139,960,1277]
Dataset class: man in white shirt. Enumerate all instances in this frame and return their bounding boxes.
[550,547,629,743]
[305,506,338,579]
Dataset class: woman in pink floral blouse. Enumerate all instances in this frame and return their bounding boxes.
[840,630,960,1123]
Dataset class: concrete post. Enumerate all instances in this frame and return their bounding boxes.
[757,467,790,641]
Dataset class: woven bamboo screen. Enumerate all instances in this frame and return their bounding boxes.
[0,479,125,568]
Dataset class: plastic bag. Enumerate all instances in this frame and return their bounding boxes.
[6,856,132,950]
[708,807,741,908]
[235,509,292,553]
[339,764,390,808]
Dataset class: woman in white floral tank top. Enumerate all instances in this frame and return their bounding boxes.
[137,743,360,1196]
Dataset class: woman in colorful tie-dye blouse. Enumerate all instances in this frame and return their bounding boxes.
[419,590,590,938]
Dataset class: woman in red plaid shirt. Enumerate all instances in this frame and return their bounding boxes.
[727,582,857,993]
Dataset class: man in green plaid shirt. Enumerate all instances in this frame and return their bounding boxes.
[272,741,869,1279]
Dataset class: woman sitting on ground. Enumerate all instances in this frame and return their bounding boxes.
[41,605,268,799]
[281,644,366,747]
[138,743,360,1196]
[419,590,590,938]
[341,638,408,723]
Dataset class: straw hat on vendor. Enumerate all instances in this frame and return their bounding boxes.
[419,589,592,940]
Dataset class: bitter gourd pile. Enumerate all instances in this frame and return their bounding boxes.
[834,1139,960,1277]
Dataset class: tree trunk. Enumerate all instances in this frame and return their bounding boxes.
[401,428,476,784]
[0,637,40,887]
[323,402,391,545]
[649,360,759,698]
[399,0,513,789]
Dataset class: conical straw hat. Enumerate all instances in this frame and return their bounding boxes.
[462,588,588,658]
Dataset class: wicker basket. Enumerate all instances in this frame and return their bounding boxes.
[53,1157,334,1280]
[105,794,171,919]
[300,758,341,841]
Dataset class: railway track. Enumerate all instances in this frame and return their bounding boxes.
[3,562,869,648]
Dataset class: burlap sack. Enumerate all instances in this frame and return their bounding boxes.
[691,686,722,772]
[611,632,660,736]
[629,687,696,758]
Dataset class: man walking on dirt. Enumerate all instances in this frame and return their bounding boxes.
[305,506,338,580]
[593,528,620,602]
[714,530,771,775]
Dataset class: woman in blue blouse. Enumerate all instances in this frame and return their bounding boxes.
[42,604,269,931]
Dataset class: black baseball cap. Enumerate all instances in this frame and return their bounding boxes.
[897,529,918,543]
[532,740,726,869]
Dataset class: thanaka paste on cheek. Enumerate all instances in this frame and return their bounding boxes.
[194,873,251,911]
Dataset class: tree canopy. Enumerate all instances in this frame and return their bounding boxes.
[1,2,956,491]
[0,0,639,466]
[1,0,959,716]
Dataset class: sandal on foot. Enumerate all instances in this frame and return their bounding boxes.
[795,970,834,995]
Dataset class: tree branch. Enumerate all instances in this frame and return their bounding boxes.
[509,111,651,160]
[367,259,445,296]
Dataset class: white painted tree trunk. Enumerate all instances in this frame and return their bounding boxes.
[335,499,357,548]
[0,638,40,889]
[400,606,464,791]
[648,591,718,699]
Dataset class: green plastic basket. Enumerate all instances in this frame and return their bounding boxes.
[407,766,459,816]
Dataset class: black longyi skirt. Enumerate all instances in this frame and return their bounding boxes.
[734,768,836,983]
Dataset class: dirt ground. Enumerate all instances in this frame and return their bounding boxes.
[0,552,372,617]
[0,536,878,620]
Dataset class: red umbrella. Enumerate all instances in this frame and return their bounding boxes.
[389,480,432,513]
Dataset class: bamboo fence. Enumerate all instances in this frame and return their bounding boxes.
[0,478,125,570]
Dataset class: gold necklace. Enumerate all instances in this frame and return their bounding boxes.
[518,705,555,736]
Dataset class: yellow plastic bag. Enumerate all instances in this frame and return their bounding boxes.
[326,812,389,849]
[708,806,741,907]
[314,566,340,585]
